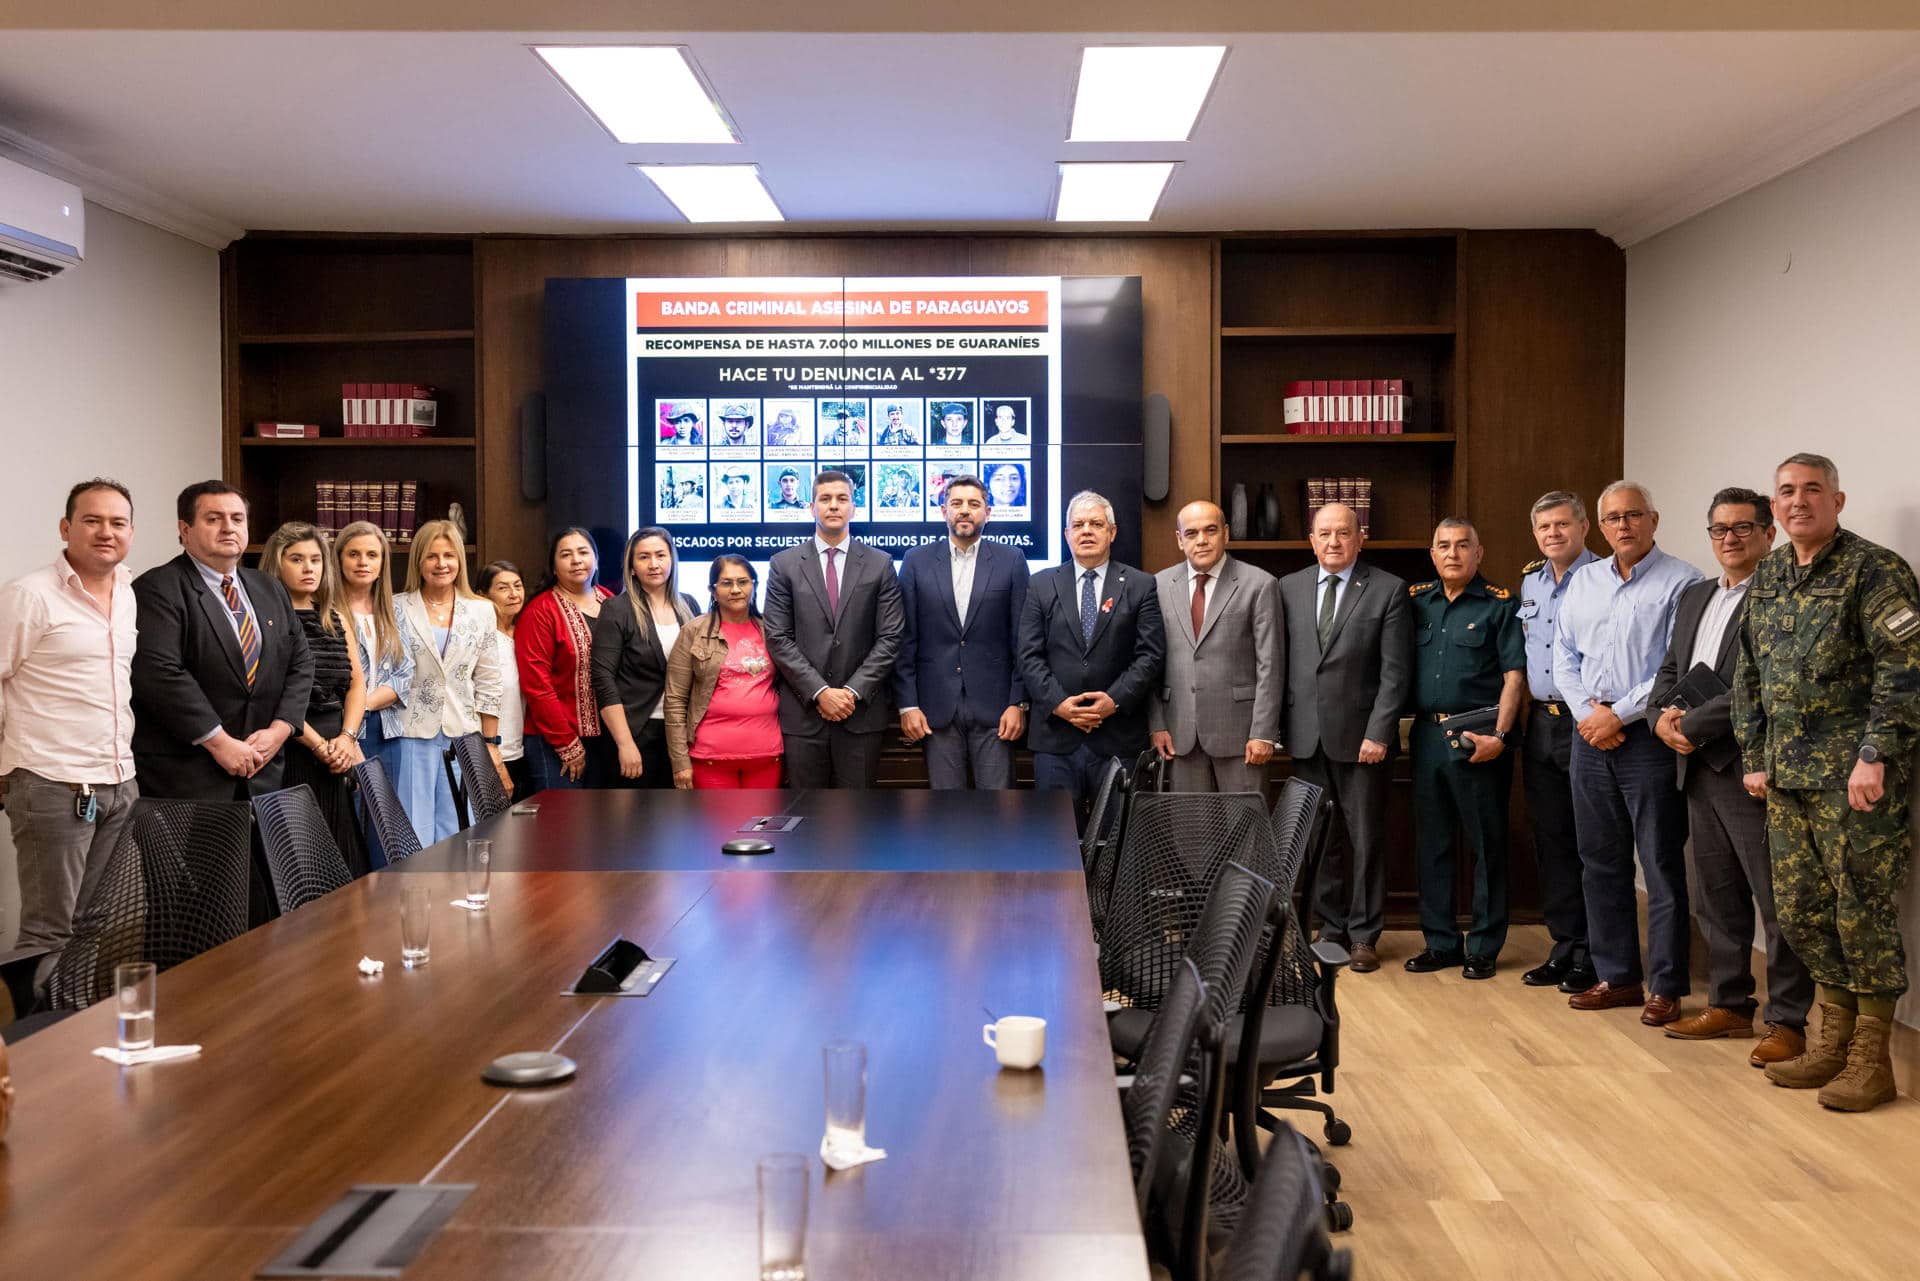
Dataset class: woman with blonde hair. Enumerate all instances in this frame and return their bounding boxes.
[260,521,372,874]
[591,527,698,788]
[331,521,415,792]
[391,519,507,844]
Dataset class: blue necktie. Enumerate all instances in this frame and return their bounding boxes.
[1080,568,1098,647]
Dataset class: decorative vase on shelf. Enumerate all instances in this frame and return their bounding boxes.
[1228,483,1249,540]
[1257,482,1282,540]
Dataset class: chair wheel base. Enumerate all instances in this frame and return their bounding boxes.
[1324,1118,1352,1146]
[1326,1200,1354,1232]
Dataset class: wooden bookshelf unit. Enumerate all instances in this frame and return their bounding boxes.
[221,235,480,556]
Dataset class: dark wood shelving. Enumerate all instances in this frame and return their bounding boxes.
[1221,432,1454,446]
[237,329,476,346]
[1220,324,1454,340]
[240,437,476,449]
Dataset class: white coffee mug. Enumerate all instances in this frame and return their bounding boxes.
[982,1015,1046,1069]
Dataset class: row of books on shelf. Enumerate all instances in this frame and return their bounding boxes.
[315,480,425,544]
[1281,379,1407,435]
[340,383,439,438]
[1304,476,1373,537]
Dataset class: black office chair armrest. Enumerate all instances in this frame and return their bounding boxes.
[1309,939,1349,970]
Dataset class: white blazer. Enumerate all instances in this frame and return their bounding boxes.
[392,592,504,739]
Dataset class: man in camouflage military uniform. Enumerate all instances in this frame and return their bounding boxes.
[1734,452,1920,1112]
[1403,519,1527,979]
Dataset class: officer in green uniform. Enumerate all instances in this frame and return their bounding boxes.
[1734,452,1920,1112]
[1403,518,1528,979]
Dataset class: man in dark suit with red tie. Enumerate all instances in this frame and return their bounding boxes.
[763,469,906,787]
[131,480,314,918]
[895,475,1031,788]
[1018,490,1166,829]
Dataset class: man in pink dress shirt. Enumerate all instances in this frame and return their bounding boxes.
[0,480,141,993]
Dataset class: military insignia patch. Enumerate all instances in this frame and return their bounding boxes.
[1878,603,1920,643]
[1409,582,1437,595]
[1487,585,1510,599]
[1522,558,1545,575]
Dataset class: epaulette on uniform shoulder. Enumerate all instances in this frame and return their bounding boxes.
[1486,583,1511,600]
[1409,581,1437,595]
[1522,558,1546,575]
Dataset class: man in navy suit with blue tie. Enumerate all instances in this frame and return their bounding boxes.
[1018,490,1166,828]
[896,475,1032,788]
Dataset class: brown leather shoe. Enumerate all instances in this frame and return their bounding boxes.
[1750,1023,1806,1068]
[1348,942,1379,973]
[1568,981,1645,1011]
[1664,1006,1754,1039]
[1640,994,1682,1026]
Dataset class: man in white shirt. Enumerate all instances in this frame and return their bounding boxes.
[895,476,1031,788]
[1650,487,1813,1063]
[0,480,141,990]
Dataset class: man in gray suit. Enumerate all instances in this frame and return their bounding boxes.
[1280,502,1412,972]
[764,469,906,787]
[1149,500,1283,792]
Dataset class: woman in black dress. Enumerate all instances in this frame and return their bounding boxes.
[591,527,699,788]
[261,522,372,876]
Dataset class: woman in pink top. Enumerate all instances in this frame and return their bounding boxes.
[663,555,784,789]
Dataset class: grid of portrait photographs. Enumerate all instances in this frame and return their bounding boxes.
[651,396,1029,525]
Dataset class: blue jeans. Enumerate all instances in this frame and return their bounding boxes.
[526,734,615,791]
[1570,721,1691,996]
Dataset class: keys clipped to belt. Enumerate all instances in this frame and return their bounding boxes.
[74,783,97,824]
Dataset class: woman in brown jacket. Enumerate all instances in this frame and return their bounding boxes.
[663,555,784,789]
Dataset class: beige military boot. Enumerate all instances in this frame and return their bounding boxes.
[1818,1014,1898,1112]
[1766,1002,1855,1089]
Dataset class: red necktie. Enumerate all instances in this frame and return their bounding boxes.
[1191,572,1209,640]
[825,546,841,616]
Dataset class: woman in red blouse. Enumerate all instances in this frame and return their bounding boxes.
[515,527,615,789]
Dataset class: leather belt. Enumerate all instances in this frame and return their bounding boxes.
[1533,699,1568,717]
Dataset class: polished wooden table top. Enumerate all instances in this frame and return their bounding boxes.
[0,792,1146,1281]
[397,787,1086,874]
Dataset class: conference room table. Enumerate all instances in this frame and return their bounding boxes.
[0,789,1149,1281]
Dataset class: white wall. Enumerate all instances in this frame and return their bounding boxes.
[0,201,220,952]
[1626,105,1920,1021]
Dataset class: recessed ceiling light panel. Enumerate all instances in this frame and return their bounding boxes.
[533,45,738,144]
[1068,45,1226,143]
[636,164,784,223]
[1053,162,1177,223]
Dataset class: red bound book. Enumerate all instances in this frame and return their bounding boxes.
[1282,380,1309,435]
[1346,380,1363,435]
[340,383,354,432]
[1387,378,1405,434]
[1326,380,1344,435]
[1337,476,1356,511]
[1303,478,1322,535]
[402,383,438,437]
[1309,380,1329,435]
[1358,477,1373,536]
[1361,380,1378,434]
[399,481,419,545]
[381,482,399,540]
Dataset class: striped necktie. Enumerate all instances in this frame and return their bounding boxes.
[221,575,261,687]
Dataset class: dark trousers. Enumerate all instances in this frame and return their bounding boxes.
[1409,723,1512,958]
[1570,722,1690,995]
[1297,750,1393,947]
[923,703,1013,789]
[1686,765,1814,1026]
[1521,705,1589,965]
[526,733,617,791]
[608,719,675,789]
[1032,742,1120,835]
[784,725,884,788]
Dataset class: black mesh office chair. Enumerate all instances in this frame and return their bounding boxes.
[42,798,252,1012]
[253,785,354,913]
[1123,956,1209,1220]
[350,757,422,865]
[1268,776,1326,898]
[444,732,512,829]
[1142,861,1276,1281]
[1217,1121,1353,1281]
[1081,756,1128,933]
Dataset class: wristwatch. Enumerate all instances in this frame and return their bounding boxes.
[483,735,503,746]
[1492,729,1510,743]
[1017,701,1031,711]
[1858,744,1881,765]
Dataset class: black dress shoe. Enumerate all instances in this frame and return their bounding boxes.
[1404,949,1466,973]
[1463,954,1496,980]
[1522,956,1572,987]
[1557,963,1599,994]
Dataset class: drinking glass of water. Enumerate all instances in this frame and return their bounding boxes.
[822,1040,867,1161]
[400,886,432,968]
[115,961,156,1052]
[464,838,492,908]
[757,1153,808,1281]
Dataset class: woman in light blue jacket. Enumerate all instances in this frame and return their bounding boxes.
[333,520,416,785]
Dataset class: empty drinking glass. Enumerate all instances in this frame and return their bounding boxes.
[757,1153,808,1280]
[114,961,156,1052]
[400,886,432,967]
[822,1040,867,1161]
[465,838,492,907]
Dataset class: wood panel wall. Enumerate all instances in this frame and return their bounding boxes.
[475,237,1215,574]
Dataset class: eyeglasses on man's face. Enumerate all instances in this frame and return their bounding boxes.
[1707,521,1764,541]
[1598,509,1648,528]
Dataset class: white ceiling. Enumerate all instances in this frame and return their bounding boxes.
[2,29,1919,246]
